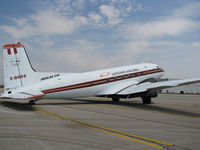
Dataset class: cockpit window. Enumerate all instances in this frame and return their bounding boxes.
[156,66,163,70]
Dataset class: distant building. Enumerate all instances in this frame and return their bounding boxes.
[162,83,200,94]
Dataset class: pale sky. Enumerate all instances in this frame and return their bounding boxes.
[0,0,200,84]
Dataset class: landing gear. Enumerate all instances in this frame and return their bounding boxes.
[142,97,151,104]
[112,98,120,102]
[28,100,37,105]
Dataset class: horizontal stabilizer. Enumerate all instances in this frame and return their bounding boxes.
[1,89,45,100]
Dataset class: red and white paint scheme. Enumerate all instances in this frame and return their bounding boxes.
[1,43,200,105]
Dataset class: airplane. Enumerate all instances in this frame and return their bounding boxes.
[1,42,200,105]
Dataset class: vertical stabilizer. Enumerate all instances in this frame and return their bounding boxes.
[3,43,39,90]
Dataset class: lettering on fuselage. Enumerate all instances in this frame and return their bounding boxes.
[41,74,60,81]
[111,68,139,76]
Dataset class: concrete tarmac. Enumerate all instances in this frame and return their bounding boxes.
[0,92,200,150]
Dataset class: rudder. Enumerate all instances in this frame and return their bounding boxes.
[3,42,39,90]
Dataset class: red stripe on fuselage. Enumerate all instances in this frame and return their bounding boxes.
[42,69,164,94]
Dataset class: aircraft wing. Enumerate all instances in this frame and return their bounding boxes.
[99,80,139,95]
[117,77,200,95]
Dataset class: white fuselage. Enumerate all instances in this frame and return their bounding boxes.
[37,63,164,99]
[2,43,200,103]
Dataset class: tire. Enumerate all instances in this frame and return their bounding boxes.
[28,100,36,105]
[142,97,151,104]
[112,98,120,102]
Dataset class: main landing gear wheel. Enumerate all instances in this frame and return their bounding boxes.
[28,100,36,105]
[112,98,120,102]
[142,97,151,104]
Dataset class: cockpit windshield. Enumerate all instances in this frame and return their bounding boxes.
[156,66,164,71]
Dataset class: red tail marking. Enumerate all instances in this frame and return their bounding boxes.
[7,48,11,55]
[13,48,17,54]
[3,43,24,48]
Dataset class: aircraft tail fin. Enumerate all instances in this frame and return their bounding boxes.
[2,43,40,90]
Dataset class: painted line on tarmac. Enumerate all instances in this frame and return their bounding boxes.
[35,108,173,149]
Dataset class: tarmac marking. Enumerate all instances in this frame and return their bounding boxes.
[92,128,163,149]
[36,109,69,120]
[36,108,173,149]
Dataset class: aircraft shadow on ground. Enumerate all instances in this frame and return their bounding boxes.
[38,98,119,105]
[116,101,200,117]
[38,98,200,117]
[0,100,35,111]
